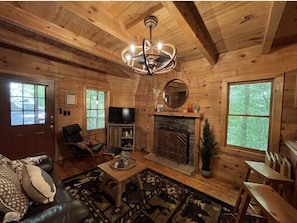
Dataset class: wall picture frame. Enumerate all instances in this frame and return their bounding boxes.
[65,93,77,106]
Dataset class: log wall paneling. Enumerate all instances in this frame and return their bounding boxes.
[0,39,296,189]
[135,43,297,187]
[282,70,297,140]
[106,75,140,108]
[0,46,138,161]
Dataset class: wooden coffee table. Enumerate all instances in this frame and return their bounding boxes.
[97,156,147,208]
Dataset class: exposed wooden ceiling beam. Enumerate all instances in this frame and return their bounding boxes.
[59,2,182,74]
[0,2,123,66]
[162,1,218,66]
[0,27,131,77]
[125,3,164,31]
[262,1,286,54]
[58,2,137,44]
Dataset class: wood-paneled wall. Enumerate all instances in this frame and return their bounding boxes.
[135,43,297,186]
[1,42,296,188]
[0,46,139,161]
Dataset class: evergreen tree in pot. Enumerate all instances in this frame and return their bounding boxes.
[199,118,217,177]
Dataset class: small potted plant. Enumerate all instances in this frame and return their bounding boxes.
[199,118,217,177]
[121,151,130,166]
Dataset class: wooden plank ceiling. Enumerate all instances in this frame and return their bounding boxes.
[0,1,296,78]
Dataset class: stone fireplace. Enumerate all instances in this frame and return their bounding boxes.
[154,116,195,165]
[145,112,202,175]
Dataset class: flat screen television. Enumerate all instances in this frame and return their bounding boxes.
[108,107,135,124]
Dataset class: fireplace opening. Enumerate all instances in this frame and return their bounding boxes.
[157,128,189,164]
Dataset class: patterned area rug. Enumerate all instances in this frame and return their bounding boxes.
[63,168,235,223]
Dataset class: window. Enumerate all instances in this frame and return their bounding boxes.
[221,75,283,153]
[227,81,272,151]
[86,89,105,130]
[10,82,45,126]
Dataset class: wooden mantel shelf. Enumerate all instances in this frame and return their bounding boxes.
[154,111,202,119]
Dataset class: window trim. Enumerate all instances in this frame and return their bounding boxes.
[220,73,284,153]
[85,88,105,131]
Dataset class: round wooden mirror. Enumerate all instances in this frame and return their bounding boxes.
[162,79,189,108]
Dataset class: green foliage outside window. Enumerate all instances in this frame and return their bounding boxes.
[227,81,272,151]
[86,89,105,130]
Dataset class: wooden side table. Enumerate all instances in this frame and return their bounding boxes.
[234,161,294,212]
[235,182,297,223]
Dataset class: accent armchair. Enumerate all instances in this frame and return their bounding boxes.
[62,124,123,165]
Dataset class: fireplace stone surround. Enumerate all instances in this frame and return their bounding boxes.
[154,116,195,165]
[145,112,202,175]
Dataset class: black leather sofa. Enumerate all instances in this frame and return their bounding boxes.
[17,156,90,223]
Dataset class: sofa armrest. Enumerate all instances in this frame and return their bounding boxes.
[19,200,90,223]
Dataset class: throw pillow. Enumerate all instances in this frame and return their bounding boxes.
[0,166,29,219]
[21,164,56,204]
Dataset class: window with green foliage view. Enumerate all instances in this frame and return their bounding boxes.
[227,81,272,151]
[86,89,105,130]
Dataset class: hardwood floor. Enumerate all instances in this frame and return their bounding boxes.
[53,152,239,206]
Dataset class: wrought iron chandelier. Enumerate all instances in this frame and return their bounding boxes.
[121,15,177,76]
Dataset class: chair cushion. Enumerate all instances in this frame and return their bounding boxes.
[21,165,56,204]
[0,165,29,219]
[90,143,104,152]
[106,147,123,156]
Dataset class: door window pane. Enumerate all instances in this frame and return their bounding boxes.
[10,82,46,126]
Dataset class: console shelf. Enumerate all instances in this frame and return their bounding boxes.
[107,123,135,152]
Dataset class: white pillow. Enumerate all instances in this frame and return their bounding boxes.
[21,164,56,204]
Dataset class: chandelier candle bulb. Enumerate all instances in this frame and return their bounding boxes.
[130,45,135,56]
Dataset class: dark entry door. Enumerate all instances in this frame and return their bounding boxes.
[0,73,55,159]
